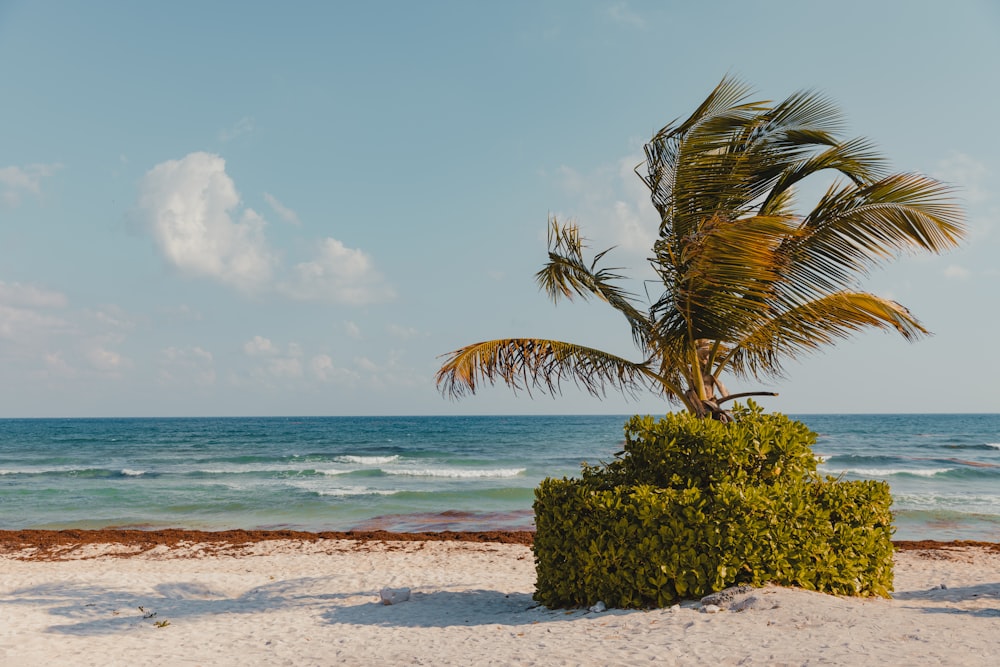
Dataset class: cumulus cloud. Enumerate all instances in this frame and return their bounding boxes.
[240,336,311,381]
[243,335,278,356]
[263,192,302,225]
[137,152,276,291]
[0,163,62,207]
[282,238,395,305]
[137,152,394,305]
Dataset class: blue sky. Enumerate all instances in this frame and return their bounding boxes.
[1,1,997,417]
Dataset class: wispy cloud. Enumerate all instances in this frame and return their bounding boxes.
[607,1,646,29]
[263,192,302,225]
[159,346,216,386]
[934,152,997,239]
[943,265,972,280]
[387,324,422,340]
[219,116,254,142]
[309,354,358,383]
[934,152,991,204]
[0,282,133,379]
[0,163,63,207]
[0,281,68,309]
[551,151,659,258]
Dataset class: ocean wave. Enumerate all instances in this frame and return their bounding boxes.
[834,467,954,478]
[316,468,360,477]
[314,487,400,497]
[987,443,1000,450]
[335,455,400,465]
[893,492,1000,511]
[384,467,526,479]
[120,469,146,476]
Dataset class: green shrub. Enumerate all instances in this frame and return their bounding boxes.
[533,404,894,608]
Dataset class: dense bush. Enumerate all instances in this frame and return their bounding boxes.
[533,404,894,608]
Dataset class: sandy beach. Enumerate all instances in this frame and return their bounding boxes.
[0,532,998,666]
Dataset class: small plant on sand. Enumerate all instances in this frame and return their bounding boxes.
[533,404,894,608]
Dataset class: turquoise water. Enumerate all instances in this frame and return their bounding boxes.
[1,414,998,541]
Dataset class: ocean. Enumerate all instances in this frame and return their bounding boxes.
[1,414,997,541]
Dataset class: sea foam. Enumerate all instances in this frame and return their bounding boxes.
[385,467,526,479]
[336,455,400,465]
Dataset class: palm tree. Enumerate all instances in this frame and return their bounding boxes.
[436,77,965,418]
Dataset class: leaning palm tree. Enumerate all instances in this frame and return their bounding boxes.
[437,77,965,418]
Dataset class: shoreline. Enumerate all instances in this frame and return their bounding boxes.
[1,527,996,559]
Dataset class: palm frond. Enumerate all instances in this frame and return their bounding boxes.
[642,76,769,229]
[761,137,887,215]
[651,213,799,342]
[778,173,965,301]
[724,292,929,379]
[536,218,653,350]
[436,338,658,399]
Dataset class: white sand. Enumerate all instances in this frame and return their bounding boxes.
[2,540,999,666]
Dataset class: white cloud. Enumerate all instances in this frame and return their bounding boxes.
[345,321,362,339]
[160,346,216,386]
[387,324,422,339]
[0,282,136,382]
[0,281,68,309]
[934,153,991,205]
[219,116,254,142]
[266,357,303,378]
[0,304,70,342]
[263,192,302,226]
[243,335,277,356]
[350,350,423,390]
[0,282,72,345]
[282,238,395,305]
[943,265,972,280]
[137,153,392,305]
[355,356,378,372]
[137,152,276,291]
[85,346,129,374]
[309,354,358,382]
[0,163,62,207]
[551,153,658,257]
[241,337,311,381]
[41,351,76,379]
